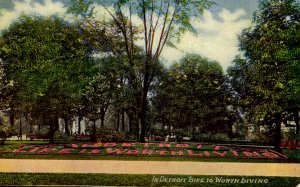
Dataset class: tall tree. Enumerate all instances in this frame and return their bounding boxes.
[154,54,228,137]
[0,15,94,143]
[230,0,300,152]
[68,0,213,142]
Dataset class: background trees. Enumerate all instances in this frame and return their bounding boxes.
[154,54,229,138]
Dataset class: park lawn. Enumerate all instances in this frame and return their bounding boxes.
[0,140,299,163]
[0,140,47,152]
[0,173,299,186]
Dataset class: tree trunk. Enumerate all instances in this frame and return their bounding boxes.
[19,117,22,140]
[78,115,82,134]
[274,113,282,153]
[9,113,14,127]
[121,109,125,131]
[91,120,97,142]
[128,112,133,134]
[293,109,299,135]
[49,117,55,144]
[134,113,140,141]
[139,77,149,143]
[100,108,105,128]
[64,117,70,136]
[117,111,120,131]
[140,110,146,143]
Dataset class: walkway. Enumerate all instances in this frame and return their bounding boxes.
[0,159,300,177]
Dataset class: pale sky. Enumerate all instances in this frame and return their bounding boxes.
[0,0,260,71]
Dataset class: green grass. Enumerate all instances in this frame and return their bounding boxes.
[0,173,299,186]
[283,149,300,162]
[0,140,47,152]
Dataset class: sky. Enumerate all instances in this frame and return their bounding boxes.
[0,0,260,71]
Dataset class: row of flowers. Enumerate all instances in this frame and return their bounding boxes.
[65,142,271,151]
[281,140,300,149]
[12,144,288,159]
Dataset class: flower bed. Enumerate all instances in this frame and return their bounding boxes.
[281,140,300,149]
[11,142,288,159]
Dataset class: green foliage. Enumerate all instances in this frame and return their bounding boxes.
[0,114,14,145]
[283,128,300,141]
[227,0,300,151]
[34,127,50,138]
[0,15,96,141]
[0,124,13,145]
[54,131,68,141]
[67,0,94,18]
[234,0,300,117]
[68,0,214,142]
[96,127,127,142]
[0,14,94,105]
[194,133,229,142]
[154,54,228,133]
[249,131,274,144]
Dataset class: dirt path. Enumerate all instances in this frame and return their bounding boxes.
[0,159,299,177]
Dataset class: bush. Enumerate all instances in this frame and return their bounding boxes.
[96,128,126,142]
[194,133,211,142]
[194,133,228,142]
[0,124,14,145]
[171,129,190,137]
[126,133,136,141]
[249,131,273,143]
[54,131,68,141]
[283,128,299,141]
[210,133,229,141]
[151,129,169,137]
[35,127,50,137]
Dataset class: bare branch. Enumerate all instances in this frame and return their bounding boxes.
[129,1,134,58]
[142,0,148,54]
[153,0,171,60]
[157,6,177,59]
[147,0,154,55]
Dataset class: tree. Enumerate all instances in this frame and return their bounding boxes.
[68,0,214,142]
[229,0,300,152]
[0,15,94,143]
[154,54,228,137]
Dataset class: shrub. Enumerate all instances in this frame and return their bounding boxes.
[249,131,273,143]
[126,133,136,141]
[35,127,50,137]
[0,124,14,145]
[171,129,190,137]
[210,133,229,142]
[54,131,68,141]
[283,128,299,141]
[194,133,228,142]
[194,133,211,142]
[96,128,126,142]
[151,129,168,137]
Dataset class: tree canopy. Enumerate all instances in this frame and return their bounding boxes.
[227,0,300,151]
[0,15,96,142]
